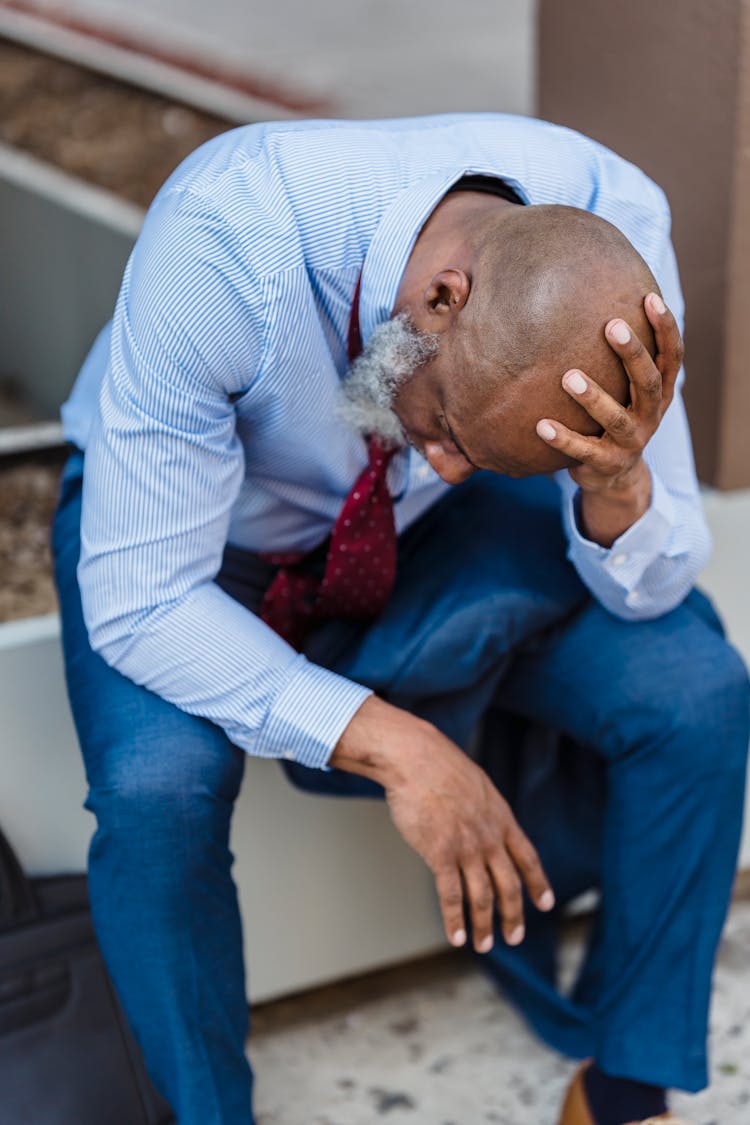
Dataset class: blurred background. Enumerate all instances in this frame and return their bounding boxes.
[1,3,750,1119]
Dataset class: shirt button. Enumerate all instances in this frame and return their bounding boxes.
[282,750,296,761]
[625,590,641,607]
[612,553,628,567]
[416,462,431,481]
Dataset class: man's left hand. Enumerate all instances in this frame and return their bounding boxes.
[536,292,684,547]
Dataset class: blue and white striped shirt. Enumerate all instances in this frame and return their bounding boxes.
[62,113,711,770]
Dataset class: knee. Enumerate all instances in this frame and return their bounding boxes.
[682,638,748,731]
[86,729,244,851]
[640,637,750,779]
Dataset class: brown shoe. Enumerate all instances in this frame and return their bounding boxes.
[558,1061,690,1125]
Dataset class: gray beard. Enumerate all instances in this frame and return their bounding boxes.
[337,312,439,445]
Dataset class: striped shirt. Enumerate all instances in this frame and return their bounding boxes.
[61,113,711,770]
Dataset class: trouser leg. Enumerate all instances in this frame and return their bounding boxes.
[482,589,750,1091]
[52,453,254,1125]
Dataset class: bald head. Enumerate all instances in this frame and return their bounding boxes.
[466,204,658,411]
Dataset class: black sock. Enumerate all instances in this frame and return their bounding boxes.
[583,1063,668,1125]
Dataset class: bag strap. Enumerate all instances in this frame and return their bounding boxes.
[0,825,39,928]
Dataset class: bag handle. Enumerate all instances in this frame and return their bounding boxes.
[0,825,39,928]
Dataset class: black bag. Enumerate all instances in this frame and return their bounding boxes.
[0,826,175,1124]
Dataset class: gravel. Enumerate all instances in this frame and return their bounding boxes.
[0,454,65,624]
[0,37,235,207]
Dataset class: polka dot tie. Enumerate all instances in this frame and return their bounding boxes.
[259,278,400,650]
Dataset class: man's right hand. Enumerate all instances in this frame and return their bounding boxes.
[329,695,555,953]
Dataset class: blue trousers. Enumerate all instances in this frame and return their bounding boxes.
[52,449,750,1124]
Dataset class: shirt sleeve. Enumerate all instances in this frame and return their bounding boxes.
[557,230,712,620]
[78,190,371,769]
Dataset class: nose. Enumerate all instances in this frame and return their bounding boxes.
[423,440,477,485]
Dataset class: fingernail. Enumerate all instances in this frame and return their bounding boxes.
[507,925,525,946]
[564,370,587,395]
[536,421,556,441]
[649,293,666,315]
[609,321,631,345]
[538,890,555,911]
[477,934,494,954]
[451,928,466,947]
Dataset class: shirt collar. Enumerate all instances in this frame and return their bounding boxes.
[358,167,530,345]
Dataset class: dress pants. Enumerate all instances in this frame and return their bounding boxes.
[51,448,750,1124]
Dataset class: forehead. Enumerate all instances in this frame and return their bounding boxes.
[447,351,611,437]
[455,282,655,415]
[442,333,623,473]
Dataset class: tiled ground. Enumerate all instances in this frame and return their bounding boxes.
[249,899,750,1124]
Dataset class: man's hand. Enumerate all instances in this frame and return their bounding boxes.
[535,292,684,546]
[330,695,555,953]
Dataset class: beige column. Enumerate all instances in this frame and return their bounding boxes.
[538,0,750,488]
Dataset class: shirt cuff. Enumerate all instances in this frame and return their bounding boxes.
[256,654,373,770]
[565,469,676,598]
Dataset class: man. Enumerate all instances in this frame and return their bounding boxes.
[52,113,749,1125]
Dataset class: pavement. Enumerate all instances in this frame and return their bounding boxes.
[249,898,750,1124]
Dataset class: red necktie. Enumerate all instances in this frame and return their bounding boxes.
[259,280,399,649]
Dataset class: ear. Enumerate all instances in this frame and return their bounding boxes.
[424,268,471,322]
